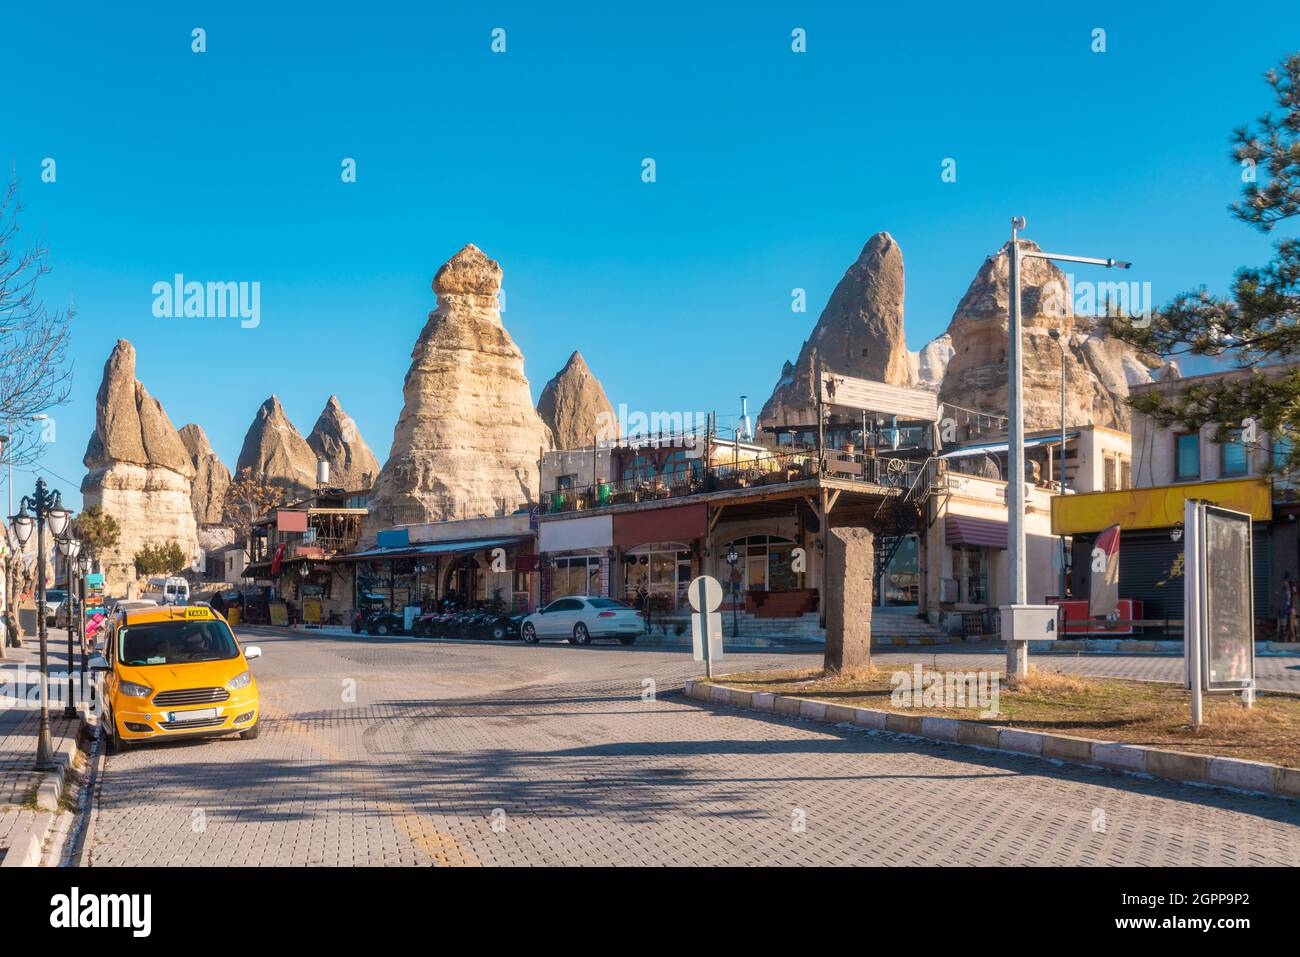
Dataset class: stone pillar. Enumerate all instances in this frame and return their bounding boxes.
[823,527,874,673]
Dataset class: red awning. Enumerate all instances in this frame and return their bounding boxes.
[613,504,707,548]
[945,514,1008,549]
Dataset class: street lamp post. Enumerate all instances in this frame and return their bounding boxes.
[1005,218,1129,682]
[58,536,81,718]
[1048,328,1068,603]
[725,548,740,638]
[10,477,71,769]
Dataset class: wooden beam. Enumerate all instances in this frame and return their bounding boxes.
[708,504,726,534]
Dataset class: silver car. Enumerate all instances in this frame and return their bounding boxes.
[520,596,642,646]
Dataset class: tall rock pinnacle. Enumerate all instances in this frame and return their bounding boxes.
[759,232,914,429]
[364,244,553,531]
[536,351,616,450]
[938,240,1153,432]
[81,339,199,589]
[307,396,380,491]
[236,396,317,499]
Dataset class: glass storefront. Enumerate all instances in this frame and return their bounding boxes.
[551,554,602,598]
[879,534,920,608]
[624,543,692,609]
[724,535,799,593]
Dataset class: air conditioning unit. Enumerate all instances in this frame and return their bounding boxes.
[940,578,959,603]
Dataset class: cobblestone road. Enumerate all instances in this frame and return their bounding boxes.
[84,632,1300,866]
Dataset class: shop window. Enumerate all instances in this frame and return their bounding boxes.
[1221,429,1248,477]
[1119,457,1131,489]
[552,555,601,597]
[952,546,987,604]
[1175,433,1200,481]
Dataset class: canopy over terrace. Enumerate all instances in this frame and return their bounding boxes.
[331,534,536,613]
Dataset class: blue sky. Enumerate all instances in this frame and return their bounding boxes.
[4,1,1297,508]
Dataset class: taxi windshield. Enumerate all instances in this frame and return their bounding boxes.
[119,619,239,667]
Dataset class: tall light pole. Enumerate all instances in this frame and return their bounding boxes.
[58,536,81,718]
[1005,218,1129,681]
[10,477,72,769]
[1048,327,1068,603]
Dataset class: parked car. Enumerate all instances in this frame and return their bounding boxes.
[43,589,67,626]
[89,603,263,752]
[520,596,642,646]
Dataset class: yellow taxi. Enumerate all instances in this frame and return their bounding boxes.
[91,604,263,752]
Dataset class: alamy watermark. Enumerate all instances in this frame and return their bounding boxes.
[890,664,1000,718]
[151,274,260,328]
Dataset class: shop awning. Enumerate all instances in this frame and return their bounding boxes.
[613,504,707,548]
[1051,477,1272,535]
[940,434,1076,459]
[945,514,1008,549]
[330,535,530,563]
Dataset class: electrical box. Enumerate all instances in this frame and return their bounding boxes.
[939,578,959,603]
[999,603,1060,642]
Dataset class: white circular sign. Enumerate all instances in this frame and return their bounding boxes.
[687,575,723,613]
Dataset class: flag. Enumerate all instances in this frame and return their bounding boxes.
[1090,524,1121,618]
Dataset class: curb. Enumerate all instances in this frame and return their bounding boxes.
[0,712,93,868]
[682,679,1300,802]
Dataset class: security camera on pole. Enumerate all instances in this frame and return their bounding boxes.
[1002,217,1130,683]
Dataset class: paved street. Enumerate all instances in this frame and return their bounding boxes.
[76,630,1300,866]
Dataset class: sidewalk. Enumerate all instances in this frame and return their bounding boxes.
[0,615,89,866]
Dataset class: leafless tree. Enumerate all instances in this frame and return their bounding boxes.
[0,173,75,655]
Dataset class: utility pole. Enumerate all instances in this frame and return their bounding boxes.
[1005,217,1130,683]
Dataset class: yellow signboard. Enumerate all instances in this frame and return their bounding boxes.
[269,602,289,627]
[303,597,322,624]
[1051,477,1272,536]
[184,606,212,619]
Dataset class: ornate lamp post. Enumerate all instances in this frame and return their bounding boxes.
[10,477,71,768]
[58,536,81,718]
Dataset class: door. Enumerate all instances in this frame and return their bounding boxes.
[540,598,579,637]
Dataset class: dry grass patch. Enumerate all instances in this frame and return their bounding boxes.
[703,664,1300,769]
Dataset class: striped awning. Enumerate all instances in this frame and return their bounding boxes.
[945,514,1008,549]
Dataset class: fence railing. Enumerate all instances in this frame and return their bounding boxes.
[542,449,925,513]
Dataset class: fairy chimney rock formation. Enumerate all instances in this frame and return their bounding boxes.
[938,240,1153,432]
[365,244,553,532]
[536,351,616,449]
[236,396,318,499]
[178,423,231,526]
[307,396,380,491]
[81,339,199,588]
[759,232,914,429]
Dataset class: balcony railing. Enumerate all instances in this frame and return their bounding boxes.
[542,449,924,513]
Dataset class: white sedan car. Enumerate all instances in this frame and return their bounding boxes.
[520,596,643,646]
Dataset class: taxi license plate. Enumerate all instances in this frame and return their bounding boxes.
[168,708,219,723]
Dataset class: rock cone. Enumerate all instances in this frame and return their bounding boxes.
[536,351,616,450]
[759,232,914,429]
[80,339,198,589]
[236,396,317,499]
[306,396,380,491]
[178,423,231,526]
[365,244,553,531]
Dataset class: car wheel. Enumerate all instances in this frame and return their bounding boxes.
[522,623,539,644]
[490,623,507,640]
[241,721,261,740]
[572,622,591,646]
[104,713,126,754]
[376,622,391,636]
[619,636,636,646]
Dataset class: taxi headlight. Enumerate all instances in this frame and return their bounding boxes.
[227,670,252,691]
[119,680,152,698]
